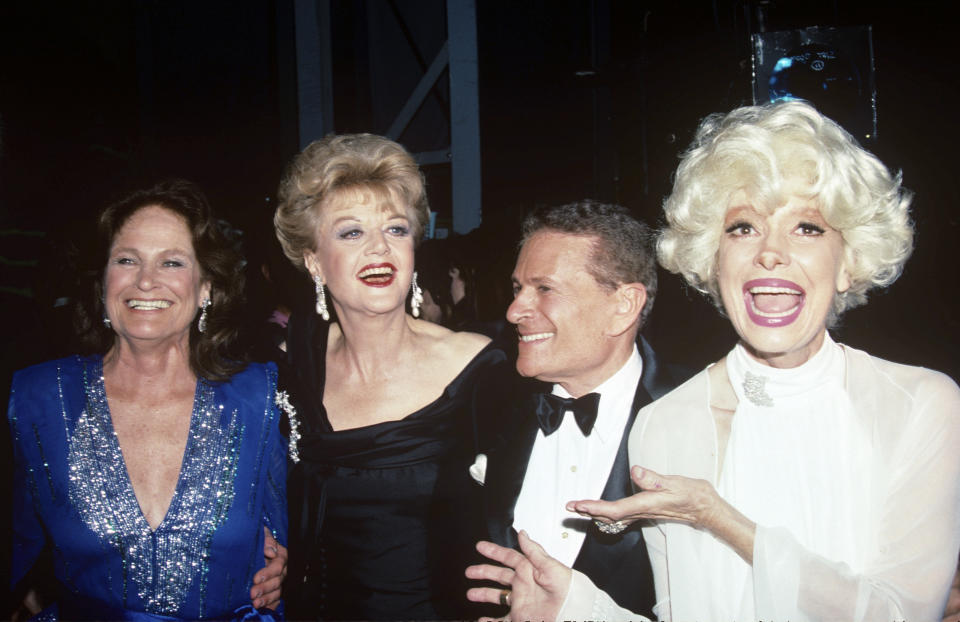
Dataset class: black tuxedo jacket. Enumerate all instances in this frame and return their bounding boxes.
[480,337,687,618]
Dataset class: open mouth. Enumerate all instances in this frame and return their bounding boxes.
[127,299,172,310]
[518,331,555,343]
[743,279,804,326]
[357,263,396,287]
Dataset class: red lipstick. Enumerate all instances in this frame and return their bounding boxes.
[356,263,397,287]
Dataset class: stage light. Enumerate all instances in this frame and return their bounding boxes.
[753,26,877,142]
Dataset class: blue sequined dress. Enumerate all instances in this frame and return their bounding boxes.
[7,355,287,621]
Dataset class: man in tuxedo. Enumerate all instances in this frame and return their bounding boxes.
[477,200,687,618]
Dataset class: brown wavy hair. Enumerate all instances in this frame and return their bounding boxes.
[75,179,246,381]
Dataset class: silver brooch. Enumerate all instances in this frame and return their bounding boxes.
[274,390,301,463]
[743,371,774,407]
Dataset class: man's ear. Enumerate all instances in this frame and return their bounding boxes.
[606,282,647,337]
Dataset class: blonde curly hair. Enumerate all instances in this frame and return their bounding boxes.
[657,100,913,321]
[274,133,429,270]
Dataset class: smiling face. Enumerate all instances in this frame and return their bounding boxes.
[506,231,642,396]
[104,205,210,348]
[717,186,851,368]
[303,187,415,318]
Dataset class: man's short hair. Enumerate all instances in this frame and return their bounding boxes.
[521,200,658,326]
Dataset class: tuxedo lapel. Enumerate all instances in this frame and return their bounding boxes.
[602,377,653,500]
[569,340,663,617]
[639,335,675,402]
[571,378,652,566]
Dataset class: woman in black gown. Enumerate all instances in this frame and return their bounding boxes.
[272,133,512,620]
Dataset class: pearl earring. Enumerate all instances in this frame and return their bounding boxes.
[410,271,423,318]
[314,275,330,321]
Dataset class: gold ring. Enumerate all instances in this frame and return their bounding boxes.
[499,589,511,607]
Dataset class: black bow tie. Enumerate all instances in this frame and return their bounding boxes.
[533,392,601,436]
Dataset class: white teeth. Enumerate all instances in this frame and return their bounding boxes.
[358,266,394,278]
[749,286,802,295]
[747,286,803,318]
[127,299,171,310]
[519,332,555,342]
[748,298,799,318]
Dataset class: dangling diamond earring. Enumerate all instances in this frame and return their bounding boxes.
[314,275,330,321]
[101,295,111,328]
[198,298,211,333]
[410,271,423,318]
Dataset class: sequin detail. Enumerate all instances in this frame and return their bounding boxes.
[67,360,241,616]
[274,390,301,463]
[743,370,775,407]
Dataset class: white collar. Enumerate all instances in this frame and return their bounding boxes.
[727,331,844,408]
[553,344,643,444]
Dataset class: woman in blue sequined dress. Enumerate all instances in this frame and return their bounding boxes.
[7,180,288,620]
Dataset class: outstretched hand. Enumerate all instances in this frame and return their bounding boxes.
[250,527,288,610]
[569,465,756,563]
[465,530,572,622]
[567,466,721,529]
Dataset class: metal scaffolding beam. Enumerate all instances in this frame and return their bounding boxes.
[291,0,482,234]
[294,0,335,148]
[446,0,482,234]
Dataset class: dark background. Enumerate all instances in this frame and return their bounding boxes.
[1,0,958,610]
[0,0,956,384]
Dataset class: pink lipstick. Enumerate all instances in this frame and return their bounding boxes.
[742,278,804,327]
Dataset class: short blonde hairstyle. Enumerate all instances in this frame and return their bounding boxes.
[274,133,430,270]
[658,100,913,319]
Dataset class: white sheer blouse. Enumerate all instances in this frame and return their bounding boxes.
[558,336,960,622]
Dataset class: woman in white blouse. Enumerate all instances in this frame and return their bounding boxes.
[467,100,960,622]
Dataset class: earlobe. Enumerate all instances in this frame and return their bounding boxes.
[836,259,852,293]
[303,252,323,282]
[836,271,851,293]
[834,245,857,293]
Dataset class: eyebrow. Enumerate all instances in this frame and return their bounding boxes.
[110,246,193,256]
[513,275,555,287]
[724,203,757,216]
[329,212,410,227]
[795,207,826,218]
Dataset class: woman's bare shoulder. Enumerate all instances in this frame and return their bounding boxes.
[413,320,491,368]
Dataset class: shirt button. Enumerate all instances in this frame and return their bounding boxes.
[570,465,577,472]
[561,531,569,539]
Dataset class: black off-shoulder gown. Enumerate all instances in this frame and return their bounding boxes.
[282,311,512,621]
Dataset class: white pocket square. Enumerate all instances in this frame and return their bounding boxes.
[469,453,487,485]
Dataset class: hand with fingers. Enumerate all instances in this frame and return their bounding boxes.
[567,465,721,529]
[249,527,288,610]
[568,465,756,563]
[465,530,571,622]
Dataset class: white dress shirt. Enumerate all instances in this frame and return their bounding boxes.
[512,345,643,567]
